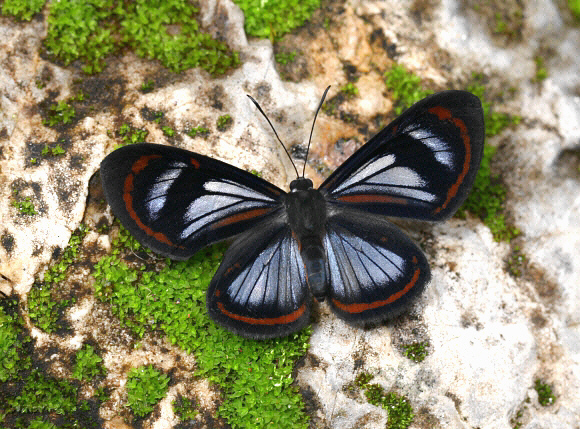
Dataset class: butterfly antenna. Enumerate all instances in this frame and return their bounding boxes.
[303,85,331,177]
[246,95,300,178]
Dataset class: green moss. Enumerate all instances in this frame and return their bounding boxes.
[275,51,297,65]
[507,246,526,277]
[233,0,320,40]
[571,0,580,20]
[73,344,106,381]
[1,0,45,21]
[355,375,414,429]
[12,197,37,215]
[534,56,548,82]
[402,341,428,363]
[28,225,87,332]
[120,0,239,74]
[534,379,556,406]
[217,114,233,131]
[6,369,79,414]
[27,285,65,333]
[45,0,116,74]
[93,225,311,428]
[41,144,66,157]
[119,124,148,145]
[354,372,374,388]
[510,405,526,429]
[26,418,58,429]
[153,111,164,124]
[385,64,433,115]
[42,0,239,75]
[43,100,76,127]
[457,75,521,242]
[188,125,210,138]
[321,97,340,116]
[1,303,103,427]
[43,224,87,285]
[126,365,170,417]
[173,397,198,422]
[457,143,520,242]
[494,12,508,34]
[382,393,414,429]
[340,82,359,98]
[141,78,155,93]
[162,126,176,137]
[0,302,31,382]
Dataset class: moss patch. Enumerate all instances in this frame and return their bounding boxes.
[571,0,580,21]
[27,225,88,333]
[1,0,45,21]
[456,74,521,242]
[72,344,106,381]
[126,365,170,417]
[534,379,556,406]
[355,373,414,429]
[0,299,32,382]
[456,144,520,242]
[42,0,239,75]
[402,341,429,363]
[233,0,320,40]
[384,64,433,115]
[118,123,148,146]
[120,0,239,74]
[93,224,311,428]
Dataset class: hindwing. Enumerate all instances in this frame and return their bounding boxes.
[206,218,311,339]
[325,208,430,324]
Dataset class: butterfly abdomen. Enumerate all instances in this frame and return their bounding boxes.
[285,178,329,300]
[300,237,328,300]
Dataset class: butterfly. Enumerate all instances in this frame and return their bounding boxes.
[99,89,484,339]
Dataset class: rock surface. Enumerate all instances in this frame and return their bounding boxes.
[0,0,579,428]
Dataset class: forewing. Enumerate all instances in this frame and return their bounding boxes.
[100,143,284,260]
[207,218,310,339]
[320,90,485,221]
[325,208,430,324]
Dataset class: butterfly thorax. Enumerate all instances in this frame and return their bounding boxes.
[285,178,328,301]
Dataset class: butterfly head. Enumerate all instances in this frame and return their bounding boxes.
[289,177,314,192]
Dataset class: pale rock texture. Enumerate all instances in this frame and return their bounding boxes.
[0,0,579,427]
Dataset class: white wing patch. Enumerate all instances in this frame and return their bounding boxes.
[225,232,305,310]
[180,195,265,240]
[368,166,425,187]
[407,128,454,168]
[333,154,396,193]
[333,164,437,203]
[145,163,187,221]
[205,179,276,202]
[325,227,406,300]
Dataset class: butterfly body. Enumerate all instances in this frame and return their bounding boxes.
[284,178,329,300]
[100,90,485,339]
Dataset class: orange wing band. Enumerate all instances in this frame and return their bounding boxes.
[332,268,420,314]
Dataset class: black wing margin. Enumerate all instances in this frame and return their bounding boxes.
[325,208,430,324]
[100,143,285,260]
[320,90,484,221]
[207,218,311,339]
